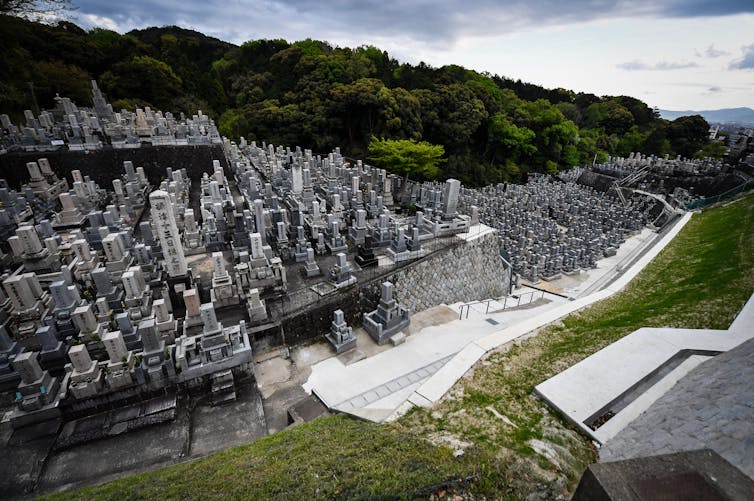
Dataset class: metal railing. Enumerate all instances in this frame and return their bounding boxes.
[458,289,546,319]
[685,179,754,210]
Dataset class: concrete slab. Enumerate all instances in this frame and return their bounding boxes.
[535,290,754,443]
[255,357,292,399]
[729,293,754,333]
[337,355,452,411]
[363,381,423,412]
[593,355,711,443]
[190,383,267,457]
[413,343,486,404]
[0,432,55,498]
[303,310,494,409]
[345,407,395,423]
[456,224,495,242]
[37,408,190,494]
[600,338,754,480]
[576,449,754,501]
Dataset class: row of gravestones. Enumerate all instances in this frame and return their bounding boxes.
[458,177,646,281]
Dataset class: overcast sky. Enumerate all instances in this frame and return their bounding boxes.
[71,0,754,110]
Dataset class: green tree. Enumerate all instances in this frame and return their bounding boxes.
[368,136,445,180]
[415,84,487,150]
[583,101,635,135]
[100,55,183,110]
[518,99,580,171]
[695,140,727,159]
[486,113,536,167]
[667,115,710,158]
[641,122,670,156]
[32,60,91,107]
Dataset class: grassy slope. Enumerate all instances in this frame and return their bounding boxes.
[48,195,754,500]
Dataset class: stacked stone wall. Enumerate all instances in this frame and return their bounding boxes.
[269,231,509,347]
[385,231,509,313]
[0,145,227,189]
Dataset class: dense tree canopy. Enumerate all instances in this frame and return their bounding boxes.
[666,115,710,159]
[0,15,717,186]
[367,137,444,180]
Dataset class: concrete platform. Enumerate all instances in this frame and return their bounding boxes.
[574,449,754,501]
[599,337,754,480]
[535,292,754,443]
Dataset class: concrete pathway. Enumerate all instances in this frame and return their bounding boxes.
[303,213,693,421]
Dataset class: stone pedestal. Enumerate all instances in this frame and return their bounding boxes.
[246,288,268,323]
[386,227,410,262]
[325,309,356,354]
[363,281,410,345]
[302,248,321,277]
[355,244,378,268]
[67,344,104,399]
[329,253,356,289]
[209,252,239,309]
[9,351,65,430]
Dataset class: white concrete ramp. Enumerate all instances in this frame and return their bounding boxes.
[534,292,754,443]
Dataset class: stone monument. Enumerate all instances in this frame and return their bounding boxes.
[325,309,356,354]
[363,281,410,345]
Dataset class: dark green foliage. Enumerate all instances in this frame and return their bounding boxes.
[0,15,717,185]
[667,114,711,159]
[101,56,183,111]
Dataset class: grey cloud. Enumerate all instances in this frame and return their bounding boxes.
[729,44,754,70]
[617,60,698,71]
[704,44,730,58]
[70,0,754,48]
[660,0,754,17]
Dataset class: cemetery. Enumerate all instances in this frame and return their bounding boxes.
[0,83,750,497]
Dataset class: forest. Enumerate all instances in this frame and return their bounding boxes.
[0,15,717,186]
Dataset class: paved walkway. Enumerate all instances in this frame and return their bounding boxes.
[599,336,754,480]
[303,214,693,422]
[302,298,569,415]
[336,355,453,411]
[400,212,692,417]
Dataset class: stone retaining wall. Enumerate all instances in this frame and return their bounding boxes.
[0,145,227,189]
[386,231,509,313]
[267,230,509,347]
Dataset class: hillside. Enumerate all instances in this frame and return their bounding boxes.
[42,193,754,500]
[660,107,754,124]
[0,15,716,185]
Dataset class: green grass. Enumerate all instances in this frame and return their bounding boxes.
[48,194,754,500]
[45,415,494,500]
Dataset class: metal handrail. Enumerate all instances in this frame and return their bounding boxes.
[458,289,545,319]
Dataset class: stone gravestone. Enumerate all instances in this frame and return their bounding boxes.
[363,281,410,345]
[325,309,356,354]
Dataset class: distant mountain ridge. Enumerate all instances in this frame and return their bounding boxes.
[659,107,754,124]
